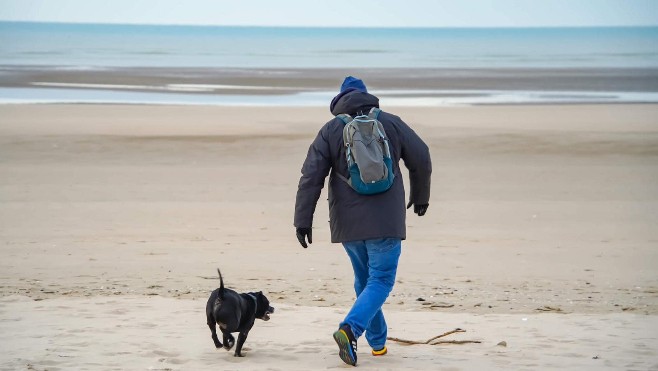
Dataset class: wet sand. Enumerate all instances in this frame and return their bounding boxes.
[2,66,658,95]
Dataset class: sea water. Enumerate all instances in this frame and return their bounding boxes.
[2,22,657,69]
[1,22,658,105]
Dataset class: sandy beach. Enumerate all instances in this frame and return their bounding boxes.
[1,103,657,370]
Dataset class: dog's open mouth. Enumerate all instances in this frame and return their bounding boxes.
[261,306,275,321]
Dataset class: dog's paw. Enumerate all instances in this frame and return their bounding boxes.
[211,336,223,349]
[233,352,245,357]
[223,336,235,351]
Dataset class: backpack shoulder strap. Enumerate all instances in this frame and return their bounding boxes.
[368,107,381,120]
[336,114,352,125]
[334,170,350,184]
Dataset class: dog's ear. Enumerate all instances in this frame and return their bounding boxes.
[256,291,269,306]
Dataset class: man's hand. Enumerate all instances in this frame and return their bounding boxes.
[296,227,312,248]
[407,201,429,216]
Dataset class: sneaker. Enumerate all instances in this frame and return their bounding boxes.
[333,325,357,366]
[371,346,387,356]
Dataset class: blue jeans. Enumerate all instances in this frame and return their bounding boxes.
[340,238,401,350]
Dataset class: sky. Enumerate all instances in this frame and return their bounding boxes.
[0,0,657,28]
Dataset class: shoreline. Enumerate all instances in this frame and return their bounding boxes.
[2,88,658,107]
[3,65,658,92]
[4,98,658,107]
[3,66,658,106]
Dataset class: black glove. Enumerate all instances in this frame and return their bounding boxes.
[296,227,312,248]
[407,201,429,216]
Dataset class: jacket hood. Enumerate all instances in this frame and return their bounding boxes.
[330,90,379,116]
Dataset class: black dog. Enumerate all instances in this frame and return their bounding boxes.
[206,269,274,357]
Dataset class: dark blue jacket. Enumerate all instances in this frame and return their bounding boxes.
[294,90,432,243]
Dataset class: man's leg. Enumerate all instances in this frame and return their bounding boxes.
[342,240,391,350]
[335,240,368,366]
[341,238,401,341]
[343,240,369,296]
[363,238,401,350]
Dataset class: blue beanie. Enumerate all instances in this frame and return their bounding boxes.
[340,76,367,93]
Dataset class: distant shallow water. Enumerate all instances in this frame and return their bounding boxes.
[2,87,657,106]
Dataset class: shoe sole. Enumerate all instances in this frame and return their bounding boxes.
[372,346,387,356]
[333,329,357,366]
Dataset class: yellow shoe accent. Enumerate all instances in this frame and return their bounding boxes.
[371,346,387,356]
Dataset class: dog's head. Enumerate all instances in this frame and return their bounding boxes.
[253,291,275,321]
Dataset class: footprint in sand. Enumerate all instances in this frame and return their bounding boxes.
[161,357,187,365]
[149,349,181,358]
[293,347,322,354]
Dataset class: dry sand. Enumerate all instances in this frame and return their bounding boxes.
[1,104,657,370]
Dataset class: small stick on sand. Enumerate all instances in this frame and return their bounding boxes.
[536,306,564,313]
[425,328,465,343]
[386,337,426,345]
[388,328,480,345]
[430,340,482,345]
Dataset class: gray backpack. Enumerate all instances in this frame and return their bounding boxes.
[335,108,395,195]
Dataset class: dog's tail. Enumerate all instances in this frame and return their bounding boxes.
[217,268,225,297]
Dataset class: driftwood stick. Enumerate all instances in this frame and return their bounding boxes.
[386,337,426,345]
[424,328,465,343]
[387,328,478,346]
[430,340,482,345]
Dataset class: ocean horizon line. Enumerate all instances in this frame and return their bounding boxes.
[2,20,658,31]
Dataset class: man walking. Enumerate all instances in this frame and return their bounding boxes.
[294,76,432,366]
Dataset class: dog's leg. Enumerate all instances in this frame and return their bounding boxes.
[221,330,235,351]
[207,320,223,348]
[234,331,249,357]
